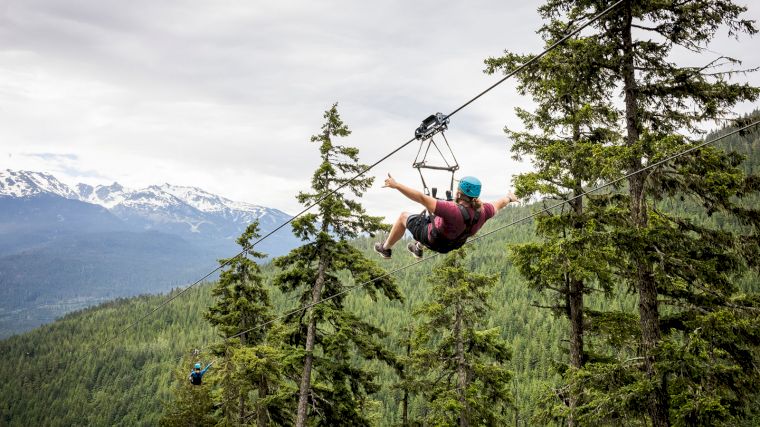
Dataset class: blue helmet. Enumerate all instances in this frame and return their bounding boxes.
[194,363,202,369]
[458,176,481,198]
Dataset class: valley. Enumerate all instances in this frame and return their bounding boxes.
[0,170,301,337]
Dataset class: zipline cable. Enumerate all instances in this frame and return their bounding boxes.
[74,0,626,359]
[215,119,760,344]
[78,136,419,356]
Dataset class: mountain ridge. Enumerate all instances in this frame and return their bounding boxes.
[0,169,301,337]
[1,169,289,230]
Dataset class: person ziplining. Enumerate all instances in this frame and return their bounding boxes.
[189,361,214,386]
[374,113,518,259]
[374,174,517,259]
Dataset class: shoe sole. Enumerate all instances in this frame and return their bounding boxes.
[374,246,392,259]
[407,246,423,259]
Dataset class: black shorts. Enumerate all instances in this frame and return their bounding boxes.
[406,213,432,246]
[406,213,468,254]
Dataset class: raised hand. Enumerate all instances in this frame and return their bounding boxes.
[383,173,398,189]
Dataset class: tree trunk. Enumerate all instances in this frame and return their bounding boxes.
[455,301,469,427]
[223,350,235,427]
[402,338,411,426]
[401,384,409,427]
[295,255,328,427]
[621,2,669,425]
[567,188,585,427]
[257,376,269,427]
[239,333,247,426]
[567,278,584,427]
[239,385,246,425]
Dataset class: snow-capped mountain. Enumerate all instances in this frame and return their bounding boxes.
[0,169,300,337]
[76,182,128,208]
[159,183,272,218]
[1,169,292,240]
[157,184,282,229]
[0,169,78,199]
[79,182,284,232]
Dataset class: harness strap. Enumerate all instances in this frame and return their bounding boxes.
[457,204,480,238]
[427,204,481,253]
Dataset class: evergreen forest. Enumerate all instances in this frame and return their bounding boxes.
[2,1,760,426]
[1,117,757,426]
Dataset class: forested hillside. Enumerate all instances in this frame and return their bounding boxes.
[0,285,216,426]
[2,0,759,425]
[0,202,540,426]
[2,136,757,425]
[0,170,301,337]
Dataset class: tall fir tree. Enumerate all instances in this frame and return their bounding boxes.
[273,103,403,427]
[204,221,286,426]
[491,1,760,425]
[409,248,512,426]
[485,32,621,426]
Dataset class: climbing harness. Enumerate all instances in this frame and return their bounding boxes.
[413,113,459,201]
[412,112,477,252]
[427,204,482,254]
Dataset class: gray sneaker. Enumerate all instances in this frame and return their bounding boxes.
[374,242,392,259]
[407,242,423,259]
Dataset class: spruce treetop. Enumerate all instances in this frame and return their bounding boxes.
[292,102,386,242]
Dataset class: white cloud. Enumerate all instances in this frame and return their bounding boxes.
[0,0,758,222]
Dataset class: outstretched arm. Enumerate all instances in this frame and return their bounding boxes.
[201,361,214,375]
[383,174,437,213]
[491,192,518,213]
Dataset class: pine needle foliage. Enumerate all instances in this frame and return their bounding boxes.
[273,103,403,426]
[408,248,512,426]
[488,1,760,425]
[160,363,216,427]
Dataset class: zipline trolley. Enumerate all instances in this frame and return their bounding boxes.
[413,113,459,201]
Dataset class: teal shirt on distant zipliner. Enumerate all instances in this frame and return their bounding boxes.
[189,362,213,384]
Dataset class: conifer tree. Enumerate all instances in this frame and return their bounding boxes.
[160,363,216,427]
[485,33,621,426]
[391,325,415,427]
[490,1,760,425]
[409,248,512,426]
[274,103,403,427]
[232,325,299,427]
[205,221,284,426]
[610,4,758,421]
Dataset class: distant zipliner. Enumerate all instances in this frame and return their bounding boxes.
[374,113,518,259]
[189,361,214,385]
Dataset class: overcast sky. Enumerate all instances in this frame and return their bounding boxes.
[1,0,758,221]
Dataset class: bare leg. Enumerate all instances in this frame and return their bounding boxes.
[383,212,410,249]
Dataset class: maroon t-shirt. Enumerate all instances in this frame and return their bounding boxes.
[428,200,496,241]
